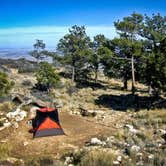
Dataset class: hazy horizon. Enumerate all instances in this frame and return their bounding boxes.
[0,25,116,49]
[0,0,165,50]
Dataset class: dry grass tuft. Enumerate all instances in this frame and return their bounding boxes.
[80,150,116,166]
[0,143,13,160]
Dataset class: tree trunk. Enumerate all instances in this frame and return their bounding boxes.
[131,55,136,94]
[72,66,75,83]
[123,78,128,90]
[95,69,98,83]
[148,85,153,96]
[123,70,128,90]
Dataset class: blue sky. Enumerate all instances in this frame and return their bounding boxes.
[0,0,165,49]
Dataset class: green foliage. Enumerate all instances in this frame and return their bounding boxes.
[24,156,62,166]
[57,25,92,82]
[35,62,60,91]
[0,72,14,96]
[30,39,46,62]
[114,12,143,39]
[102,13,144,89]
[138,14,166,92]
[101,12,166,93]
[90,34,112,82]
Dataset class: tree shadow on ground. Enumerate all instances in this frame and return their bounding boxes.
[95,94,166,111]
[76,80,108,90]
[59,71,72,79]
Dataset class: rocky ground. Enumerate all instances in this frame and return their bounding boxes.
[0,61,165,166]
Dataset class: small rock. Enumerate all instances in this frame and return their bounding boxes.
[3,122,12,128]
[90,137,103,145]
[136,152,143,157]
[136,161,144,166]
[7,157,18,163]
[23,141,29,146]
[64,156,73,166]
[0,112,4,116]
[158,129,166,134]
[148,154,154,159]
[13,122,19,129]
[15,111,27,122]
[0,117,7,121]
[0,139,8,143]
[0,126,6,131]
[113,161,119,165]
[124,142,130,147]
[131,145,140,152]
[124,124,139,134]
[117,156,122,162]
[161,133,166,142]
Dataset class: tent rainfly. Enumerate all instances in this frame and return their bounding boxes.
[32,107,64,138]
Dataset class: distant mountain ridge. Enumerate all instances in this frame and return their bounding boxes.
[0,47,56,60]
[0,48,33,60]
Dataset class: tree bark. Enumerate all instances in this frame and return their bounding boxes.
[123,78,128,90]
[95,69,98,83]
[131,55,136,94]
[72,66,75,83]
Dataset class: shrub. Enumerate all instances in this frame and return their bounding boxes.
[35,62,60,91]
[0,143,12,160]
[25,156,62,166]
[22,79,33,87]
[80,150,116,166]
[0,102,13,112]
[0,72,14,97]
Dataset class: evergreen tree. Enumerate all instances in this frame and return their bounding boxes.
[110,13,144,91]
[35,62,60,91]
[57,25,92,82]
[0,72,14,96]
[30,39,46,63]
[139,14,166,93]
[90,34,112,83]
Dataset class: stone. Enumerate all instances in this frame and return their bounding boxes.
[158,129,166,135]
[125,124,134,130]
[136,161,144,166]
[64,156,73,166]
[0,117,7,121]
[161,133,166,142]
[0,139,8,143]
[7,107,27,122]
[113,161,120,165]
[136,152,143,157]
[106,136,115,142]
[23,141,29,146]
[0,126,6,131]
[148,154,154,159]
[15,111,27,122]
[0,112,4,116]
[6,157,18,163]
[131,145,140,152]
[12,122,19,129]
[124,124,139,134]
[6,110,19,119]
[117,156,122,162]
[12,95,24,105]
[90,137,103,145]
[3,122,12,128]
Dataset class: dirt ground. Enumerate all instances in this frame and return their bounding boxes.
[0,110,127,159]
